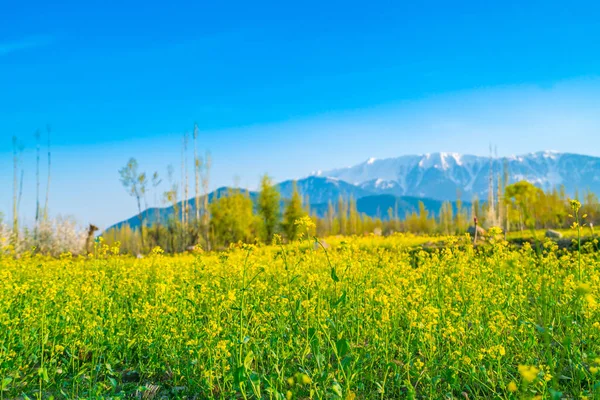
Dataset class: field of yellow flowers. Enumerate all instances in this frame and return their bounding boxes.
[1,233,599,399]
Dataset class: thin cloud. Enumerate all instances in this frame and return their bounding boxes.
[0,35,53,56]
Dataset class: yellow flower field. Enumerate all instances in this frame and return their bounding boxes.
[1,234,599,399]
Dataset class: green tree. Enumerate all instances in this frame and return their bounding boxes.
[337,196,348,235]
[583,189,599,225]
[257,174,280,244]
[326,200,337,235]
[210,189,257,247]
[439,201,454,234]
[282,182,306,241]
[454,193,469,233]
[418,201,430,233]
[119,158,147,250]
[348,196,359,235]
[505,181,543,231]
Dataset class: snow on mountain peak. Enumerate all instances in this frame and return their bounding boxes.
[539,150,560,159]
[417,152,463,170]
[314,151,600,201]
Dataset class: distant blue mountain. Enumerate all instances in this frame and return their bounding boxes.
[104,177,466,233]
[105,186,255,232]
[309,194,467,219]
[106,150,597,233]
[278,176,373,203]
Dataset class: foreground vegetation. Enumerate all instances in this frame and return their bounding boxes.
[1,229,599,399]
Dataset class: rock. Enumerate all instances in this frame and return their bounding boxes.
[467,225,486,239]
[373,228,383,236]
[545,229,563,239]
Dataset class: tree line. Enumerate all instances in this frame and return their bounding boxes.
[3,129,599,256]
[104,167,600,255]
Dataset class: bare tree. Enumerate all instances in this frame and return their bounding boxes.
[18,168,24,224]
[10,136,25,245]
[35,130,41,227]
[12,136,19,242]
[193,124,200,222]
[119,158,147,250]
[200,152,211,250]
[140,172,148,214]
[43,125,52,222]
[185,133,189,225]
[85,224,99,254]
[503,159,510,236]
[181,133,189,228]
[486,144,496,227]
[152,171,162,223]
[164,164,179,252]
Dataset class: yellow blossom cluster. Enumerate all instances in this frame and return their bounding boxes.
[0,234,599,398]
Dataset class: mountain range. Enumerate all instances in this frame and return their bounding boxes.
[106,177,456,232]
[106,151,600,232]
[313,151,600,200]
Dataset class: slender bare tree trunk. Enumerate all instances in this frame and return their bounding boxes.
[35,130,41,228]
[503,159,510,239]
[136,194,144,251]
[181,135,186,228]
[184,133,189,228]
[12,136,19,242]
[152,172,162,247]
[194,124,200,222]
[18,170,24,222]
[44,126,52,222]
[487,145,495,227]
[201,152,211,250]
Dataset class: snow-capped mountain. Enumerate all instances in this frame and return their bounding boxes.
[312,151,600,200]
[107,151,600,232]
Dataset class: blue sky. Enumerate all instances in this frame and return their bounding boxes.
[1,0,600,229]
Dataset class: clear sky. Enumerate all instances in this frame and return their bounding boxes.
[1,0,600,229]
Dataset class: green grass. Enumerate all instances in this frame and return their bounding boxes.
[0,235,599,399]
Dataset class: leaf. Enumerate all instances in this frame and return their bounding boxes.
[38,367,49,383]
[184,298,196,307]
[549,388,563,400]
[233,366,246,385]
[333,291,347,307]
[108,377,117,389]
[336,339,350,357]
[341,355,352,369]
[244,350,254,371]
[1,377,12,391]
[308,327,319,353]
[331,380,343,398]
[331,267,339,282]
